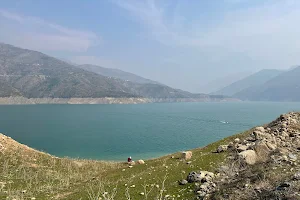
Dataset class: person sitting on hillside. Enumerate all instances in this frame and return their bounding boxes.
[127,156,132,163]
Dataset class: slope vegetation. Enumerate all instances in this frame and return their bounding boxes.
[1,113,300,199]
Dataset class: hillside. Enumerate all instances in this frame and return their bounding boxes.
[0,43,232,102]
[0,43,136,98]
[77,64,160,85]
[1,112,300,199]
[213,69,283,96]
[234,66,300,101]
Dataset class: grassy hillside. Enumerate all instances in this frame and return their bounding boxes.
[1,113,300,199]
[0,130,249,200]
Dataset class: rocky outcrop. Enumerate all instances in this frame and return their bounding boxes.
[207,112,300,199]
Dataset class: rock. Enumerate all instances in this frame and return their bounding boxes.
[255,127,265,132]
[182,151,192,160]
[254,141,271,162]
[197,191,207,197]
[282,155,288,161]
[227,142,234,148]
[245,137,256,142]
[137,160,145,164]
[276,182,291,190]
[237,145,248,152]
[275,147,289,156]
[178,179,188,185]
[253,131,266,140]
[291,119,298,124]
[217,145,228,153]
[293,172,300,180]
[266,142,276,150]
[205,172,215,178]
[281,131,289,139]
[234,138,241,143]
[238,150,257,165]
[288,153,297,161]
[128,161,135,166]
[187,171,202,183]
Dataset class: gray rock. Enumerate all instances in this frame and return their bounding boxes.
[276,182,291,190]
[293,172,300,180]
[254,141,271,162]
[253,131,266,140]
[216,145,228,153]
[178,179,188,185]
[237,145,248,152]
[234,138,241,143]
[266,142,276,150]
[187,172,202,183]
[255,127,265,132]
[182,151,193,160]
[238,150,257,165]
[288,153,297,161]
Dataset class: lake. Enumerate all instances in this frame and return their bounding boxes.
[1,102,300,161]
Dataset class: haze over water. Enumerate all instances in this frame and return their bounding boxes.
[1,102,300,161]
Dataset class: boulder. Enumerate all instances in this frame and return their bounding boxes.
[182,151,192,160]
[237,144,248,152]
[275,148,289,156]
[288,153,297,161]
[266,142,276,150]
[128,161,135,166]
[254,141,271,162]
[238,150,257,165]
[293,172,300,180]
[227,142,234,148]
[276,182,291,191]
[178,179,188,185]
[187,171,202,183]
[137,160,145,164]
[255,127,265,132]
[216,145,228,153]
[234,138,241,143]
[253,131,267,140]
[186,171,214,183]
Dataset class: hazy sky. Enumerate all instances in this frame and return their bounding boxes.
[0,0,299,93]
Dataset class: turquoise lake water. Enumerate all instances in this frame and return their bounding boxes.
[1,102,300,161]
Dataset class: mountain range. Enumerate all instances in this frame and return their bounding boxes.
[214,67,300,101]
[213,69,284,96]
[0,43,230,102]
[76,64,160,85]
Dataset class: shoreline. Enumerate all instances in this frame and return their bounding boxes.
[0,96,239,105]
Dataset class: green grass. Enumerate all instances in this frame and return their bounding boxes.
[0,130,251,200]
